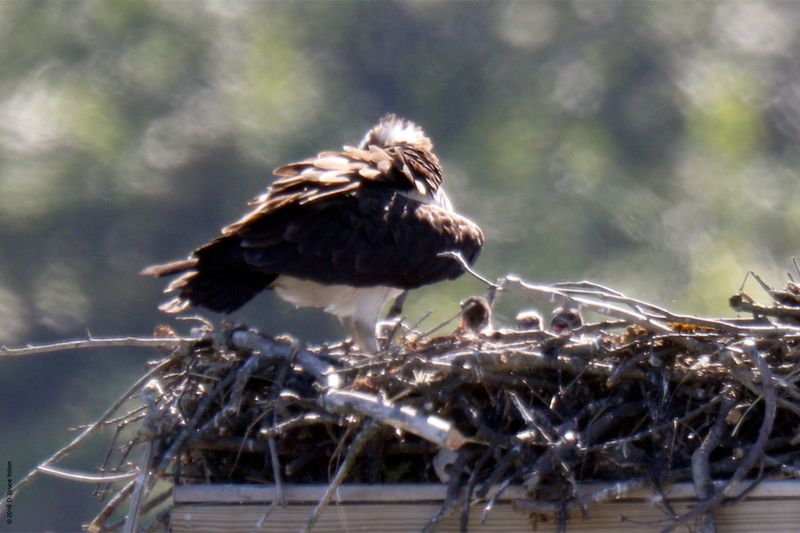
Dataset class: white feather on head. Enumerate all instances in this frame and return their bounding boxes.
[359,113,453,212]
[359,114,433,150]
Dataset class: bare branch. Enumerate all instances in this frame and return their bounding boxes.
[321,389,469,450]
[0,336,193,358]
[438,251,500,288]
[301,421,380,533]
[36,465,138,483]
[2,353,176,515]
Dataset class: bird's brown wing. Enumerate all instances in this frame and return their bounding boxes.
[234,188,484,289]
[224,143,443,235]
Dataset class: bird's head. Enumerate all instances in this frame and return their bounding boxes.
[359,114,434,151]
[459,295,492,334]
[360,114,451,211]
[550,307,584,334]
[515,309,543,331]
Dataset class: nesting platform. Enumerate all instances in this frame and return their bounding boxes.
[170,481,800,532]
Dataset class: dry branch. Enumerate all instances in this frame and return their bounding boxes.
[321,389,468,450]
[0,336,192,358]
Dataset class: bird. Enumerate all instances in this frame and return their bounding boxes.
[142,114,485,353]
[549,306,584,334]
[459,295,493,336]
[515,309,543,331]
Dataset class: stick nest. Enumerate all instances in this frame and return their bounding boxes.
[10,269,800,532]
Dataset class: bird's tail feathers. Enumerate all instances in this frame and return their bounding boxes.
[141,258,198,278]
[143,237,276,314]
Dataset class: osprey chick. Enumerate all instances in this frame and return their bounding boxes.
[142,114,484,353]
[515,309,543,331]
[549,306,584,334]
[459,296,492,336]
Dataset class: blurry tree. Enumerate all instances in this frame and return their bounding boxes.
[2,1,800,529]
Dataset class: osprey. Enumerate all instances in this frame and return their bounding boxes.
[142,114,484,352]
[515,309,543,331]
[459,296,493,336]
[549,306,584,334]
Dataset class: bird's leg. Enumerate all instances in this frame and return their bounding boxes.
[379,290,410,350]
[386,290,408,319]
[340,316,379,354]
[376,317,410,350]
[340,316,356,350]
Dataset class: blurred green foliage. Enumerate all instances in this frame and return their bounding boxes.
[3,1,800,530]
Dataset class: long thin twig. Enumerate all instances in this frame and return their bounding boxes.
[301,421,380,533]
[123,379,163,533]
[321,389,469,450]
[229,328,341,388]
[2,353,177,515]
[438,251,500,289]
[157,370,239,473]
[422,446,474,533]
[689,387,736,533]
[0,336,192,358]
[36,464,138,483]
[85,478,137,533]
[123,440,154,533]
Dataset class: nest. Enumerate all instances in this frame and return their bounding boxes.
[6,266,800,532]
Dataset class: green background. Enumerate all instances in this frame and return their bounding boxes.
[2,1,800,530]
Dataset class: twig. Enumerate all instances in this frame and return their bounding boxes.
[229,328,341,388]
[2,354,176,514]
[156,370,238,473]
[461,447,494,531]
[690,387,736,533]
[267,345,296,508]
[438,251,500,288]
[730,295,800,321]
[140,486,173,516]
[476,446,520,499]
[501,276,672,334]
[123,379,163,533]
[584,395,723,452]
[553,280,760,335]
[321,389,469,450]
[301,421,380,533]
[721,342,777,498]
[69,405,148,431]
[258,413,334,439]
[764,455,800,478]
[433,348,647,381]
[85,478,137,533]
[36,464,138,483]
[420,309,462,338]
[422,446,474,533]
[123,443,154,533]
[0,336,193,358]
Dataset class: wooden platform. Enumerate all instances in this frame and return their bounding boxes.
[170,481,800,532]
